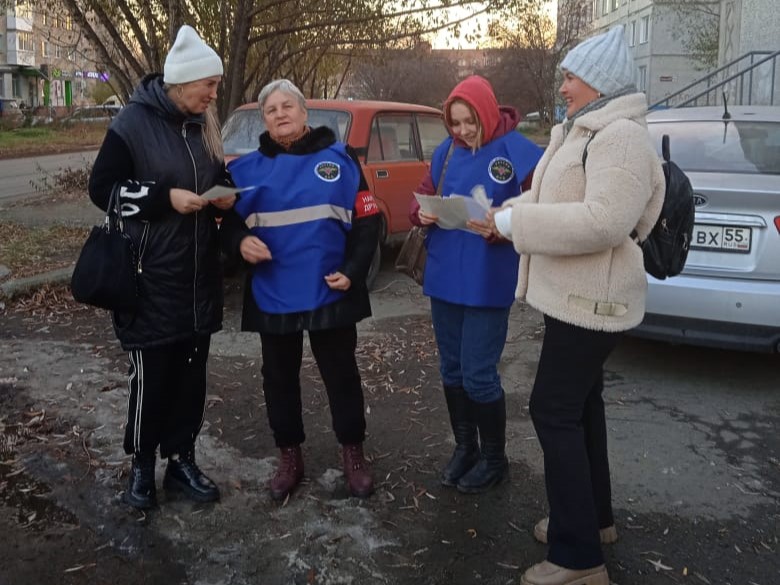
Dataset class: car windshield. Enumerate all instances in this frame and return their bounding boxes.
[222,107,352,156]
[648,120,780,175]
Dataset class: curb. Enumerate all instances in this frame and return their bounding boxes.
[0,266,73,300]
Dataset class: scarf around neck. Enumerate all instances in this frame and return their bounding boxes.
[273,125,312,150]
[563,85,637,136]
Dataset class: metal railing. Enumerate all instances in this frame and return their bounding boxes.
[650,50,780,109]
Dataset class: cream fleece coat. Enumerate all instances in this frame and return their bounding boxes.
[507,93,665,332]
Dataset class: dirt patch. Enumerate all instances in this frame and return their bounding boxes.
[0,223,87,279]
[0,283,778,585]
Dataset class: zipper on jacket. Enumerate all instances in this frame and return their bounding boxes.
[182,122,200,331]
[136,222,150,273]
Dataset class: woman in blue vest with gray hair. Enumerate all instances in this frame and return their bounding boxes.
[225,79,382,501]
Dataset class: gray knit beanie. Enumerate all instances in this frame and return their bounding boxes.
[560,26,636,96]
[164,25,223,84]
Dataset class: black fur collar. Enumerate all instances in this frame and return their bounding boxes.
[258,126,337,157]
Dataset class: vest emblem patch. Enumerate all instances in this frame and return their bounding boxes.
[488,157,514,184]
[315,161,341,182]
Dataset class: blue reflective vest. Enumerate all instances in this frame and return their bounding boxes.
[229,143,360,313]
[423,133,543,308]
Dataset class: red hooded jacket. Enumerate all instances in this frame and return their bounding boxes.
[409,75,534,225]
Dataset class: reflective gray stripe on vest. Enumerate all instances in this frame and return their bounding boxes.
[245,204,353,229]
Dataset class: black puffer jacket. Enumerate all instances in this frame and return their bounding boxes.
[88,74,242,350]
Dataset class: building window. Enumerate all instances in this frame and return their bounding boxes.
[12,74,21,97]
[637,65,647,91]
[639,15,650,44]
[612,0,619,10]
[41,40,50,57]
[602,0,609,14]
[18,31,34,52]
[16,3,33,20]
[629,20,636,46]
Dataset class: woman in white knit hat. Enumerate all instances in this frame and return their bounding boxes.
[87,25,247,510]
[489,26,665,585]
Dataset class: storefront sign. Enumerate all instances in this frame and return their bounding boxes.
[74,70,110,81]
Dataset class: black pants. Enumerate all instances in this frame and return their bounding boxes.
[123,335,211,459]
[529,315,621,570]
[260,326,366,448]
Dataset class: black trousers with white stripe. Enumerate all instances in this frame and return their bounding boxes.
[123,335,211,459]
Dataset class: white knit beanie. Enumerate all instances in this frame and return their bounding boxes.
[560,26,636,96]
[163,25,223,84]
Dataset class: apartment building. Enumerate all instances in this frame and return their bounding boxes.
[579,0,778,105]
[718,0,779,105]
[1,2,108,108]
[584,0,720,104]
[438,48,503,79]
[720,0,779,61]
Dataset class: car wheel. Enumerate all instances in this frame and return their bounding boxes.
[366,240,381,291]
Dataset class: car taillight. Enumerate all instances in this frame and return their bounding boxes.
[775,216,780,234]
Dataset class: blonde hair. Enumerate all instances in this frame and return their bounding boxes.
[446,99,483,153]
[202,105,223,161]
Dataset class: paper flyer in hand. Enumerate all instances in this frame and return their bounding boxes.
[414,185,493,231]
[200,184,256,201]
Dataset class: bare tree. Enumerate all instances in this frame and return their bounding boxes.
[349,42,458,106]
[23,0,531,120]
[488,0,590,123]
[656,0,720,70]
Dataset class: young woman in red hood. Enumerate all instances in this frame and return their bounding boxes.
[409,75,543,493]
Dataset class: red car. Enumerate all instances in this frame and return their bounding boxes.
[222,99,450,285]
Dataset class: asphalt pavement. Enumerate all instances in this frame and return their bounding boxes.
[0,150,98,202]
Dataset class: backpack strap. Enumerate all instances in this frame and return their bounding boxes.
[581,131,597,166]
[661,134,671,163]
[581,129,643,243]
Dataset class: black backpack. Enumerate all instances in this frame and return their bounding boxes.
[583,133,695,280]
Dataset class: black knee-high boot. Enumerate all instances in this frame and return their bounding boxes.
[457,394,508,494]
[441,386,479,486]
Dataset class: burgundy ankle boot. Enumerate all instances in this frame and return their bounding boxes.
[342,443,374,498]
[269,446,303,500]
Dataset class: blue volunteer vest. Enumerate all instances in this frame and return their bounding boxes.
[229,143,360,313]
[423,133,543,308]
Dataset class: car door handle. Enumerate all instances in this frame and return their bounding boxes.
[375,169,389,179]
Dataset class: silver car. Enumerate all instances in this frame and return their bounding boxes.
[635,106,780,352]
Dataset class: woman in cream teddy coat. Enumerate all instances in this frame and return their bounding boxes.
[492,26,664,585]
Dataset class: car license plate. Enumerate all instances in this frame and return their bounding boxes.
[691,224,752,253]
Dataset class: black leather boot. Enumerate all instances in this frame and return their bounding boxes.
[163,448,220,503]
[441,386,479,487]
[123,452,157,510]
[457,395,509,494]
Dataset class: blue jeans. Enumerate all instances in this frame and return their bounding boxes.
[430,298,511,403]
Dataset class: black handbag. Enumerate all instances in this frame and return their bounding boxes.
[395,143,455,285]
[71,185,139,311]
